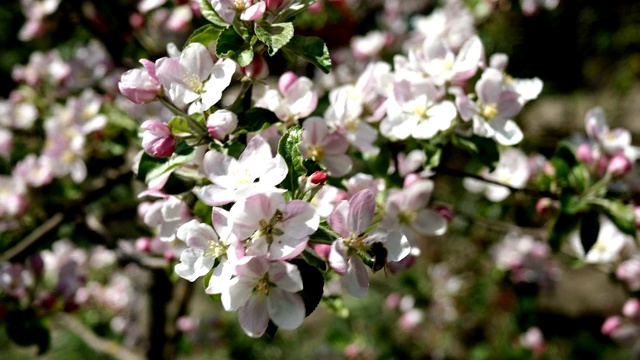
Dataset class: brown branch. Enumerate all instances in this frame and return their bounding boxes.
[0,213,64,263]
[55,313,144,360]
[434,165,558,199]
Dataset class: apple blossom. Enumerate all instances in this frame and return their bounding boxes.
[155,42,236,115]
[229,192,319,260]
[141,120,177,158]
[569,217,633,264]
[463,147,530,202]
[299,116,353,177]
[175,209,242,286]
[118,59,161,104]
[382,179,448,247]
[219,256,305,337]
[193,135,288,206]
[328,189,410,297]
[206,109,238,140]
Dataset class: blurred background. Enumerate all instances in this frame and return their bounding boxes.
[1,0,640,359]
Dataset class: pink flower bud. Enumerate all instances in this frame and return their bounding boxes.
[29,254,45,276]
[176,315,196,332]
[623,298,640,319]
[601,316,622,336]
[240,1,266,21]
[535,197,553,216]
[278,71,298,93]
[385,292,401,310]
[576,143,594,164]
[242,54,269,80]
[313,244,331,260]
[141,120,176,158]
[435,205,453,222]
[607,152,632,177]
[206,109,238,140]
[118,60,161,104]
[136,237,153,252]
[403,173,421,188]
[265,0,284,11]
[129,12,145,29]
[310,170,328,185]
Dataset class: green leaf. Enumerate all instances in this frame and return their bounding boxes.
[548,211,580,251]
[255,21,294,56]
[5,310,50,355]
[580,210,600,254]
[367,145,391,178]
[283,35,331,74]
[185,23,223,47]
[453,135,500,171]
[237,108,280,133]
[290,258,325,317]
[216,27,255,67]
[168,116,190,136]
[559,193,588,215]
[137,142,196,184]
[277,126,306,194]
[193,200,213,225]
[592,199,637,238]
[198,0,230,28]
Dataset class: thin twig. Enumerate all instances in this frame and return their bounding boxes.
[55,313,145,360]
[0,213,64,263]
[434,165,557,199]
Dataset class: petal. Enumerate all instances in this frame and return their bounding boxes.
[381,229,411,262]
[342,256,369,298]
[328,200,350,237]
[491,118,523,146]
[268,261,303,292]
[413,209,448,236]
[238,295,270,338]
[347,189,375,234]
[268,289,305,329]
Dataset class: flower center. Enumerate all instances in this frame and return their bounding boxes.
[207,240,228,258]
[480,103,498,119]
[310,145,325,161]
[234,0,250,11]
[183,72,204,94]
[256,210,285,245]
[254,274,272,295]
[398,210,416,225]
[344,117,360,132]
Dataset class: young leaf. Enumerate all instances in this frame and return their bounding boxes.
[237,108,280,133]
[198,0,231,28]
[579,210,600,254]
[290,258,325,317]
[452,135,500,171]
[277,126,306,194]
[255,21,294,56]
[216,27,255,67]
[185,24,223,47]
[137,142,196,184]
[548,211,580,251]
[168,116,190,136]
[283,35,331,74]
[592,199,637,238]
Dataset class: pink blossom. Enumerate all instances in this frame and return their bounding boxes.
[118,59,161,104]
[299,117,352,177]
[230,192,319,261]
[141,120,176,158]
[328,189,410,297]
[194,136,288,206]
[220,256,305,337]
[206,109,238,140]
